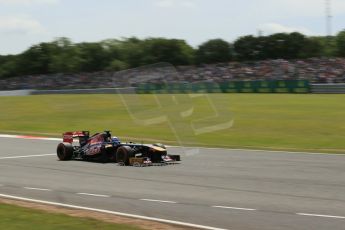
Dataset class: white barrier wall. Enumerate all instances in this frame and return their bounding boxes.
[0,90,33,96]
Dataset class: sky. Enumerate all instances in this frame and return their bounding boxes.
[1,0,345,55]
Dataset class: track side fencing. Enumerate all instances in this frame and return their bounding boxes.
[135,80,310,94]
[3,80,345,95]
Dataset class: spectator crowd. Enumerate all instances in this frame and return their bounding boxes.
[1,58,345,91]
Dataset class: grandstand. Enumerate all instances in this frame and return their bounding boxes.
[1,58,344,91]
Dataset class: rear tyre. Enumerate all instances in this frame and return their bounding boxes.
[57,143,73,161]
[116,146,134,166]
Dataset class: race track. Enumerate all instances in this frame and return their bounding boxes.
[0,137,345,230]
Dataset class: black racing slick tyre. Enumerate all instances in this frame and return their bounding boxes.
[57,142,73,161]
[116,146,134,166]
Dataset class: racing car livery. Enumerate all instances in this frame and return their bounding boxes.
[56,131,180,166]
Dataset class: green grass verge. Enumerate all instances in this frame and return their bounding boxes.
[0,203,142,230]
[0,94,344,153]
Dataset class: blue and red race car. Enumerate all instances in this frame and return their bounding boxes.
[56,131,180,166]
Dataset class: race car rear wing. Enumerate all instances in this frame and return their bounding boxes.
[63,131,89,143]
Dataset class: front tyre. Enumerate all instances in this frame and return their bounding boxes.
[57,142,73,161]
[116,146,134,166]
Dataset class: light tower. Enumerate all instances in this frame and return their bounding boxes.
[325,0,332,37]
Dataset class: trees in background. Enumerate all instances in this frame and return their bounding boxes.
[0,31,344,79]
[141,38,195,65]
[16,42,55,75]
[196,39,232,64]
[233,32,323,60]
[101,37,194,68]
[0,55,17,78]
[232,35,260,61]
[336,30,345,57]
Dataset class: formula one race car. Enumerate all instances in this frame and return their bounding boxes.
[56,131,180,166]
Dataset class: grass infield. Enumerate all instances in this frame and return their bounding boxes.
[0,94,344,153]
[0,202,142,230]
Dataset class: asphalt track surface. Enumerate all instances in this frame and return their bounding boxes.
[0,137,345,230]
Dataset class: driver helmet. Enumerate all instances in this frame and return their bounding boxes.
[112,137,121,144]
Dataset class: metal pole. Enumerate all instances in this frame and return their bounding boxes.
[325,0,332,37]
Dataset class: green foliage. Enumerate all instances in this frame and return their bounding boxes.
[16,42,55,75]
[106,59,129,71]
[336,30,345,56]
[111,37,195,67]
[299,37,323,58]
[118,37,146,67]
[233,35,263,60]
[310,36,338,57]
[196,39,232,64]
[271,32,304,59]
[76,42,110,72]
[1,31,345,78]
[0,55,17,79]
[48,37,83,73]
[234,32,323,60]
[142,38,194,65]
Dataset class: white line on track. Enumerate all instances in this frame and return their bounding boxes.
[167,145,345,156]
[212,205,256,211]
[0,154,55,160]
[140,199,177,204]
[0,134,60,141]
[77,193,110,198]
[0,193,227,230]
[24,187,52,191]
[296,213,345,219]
